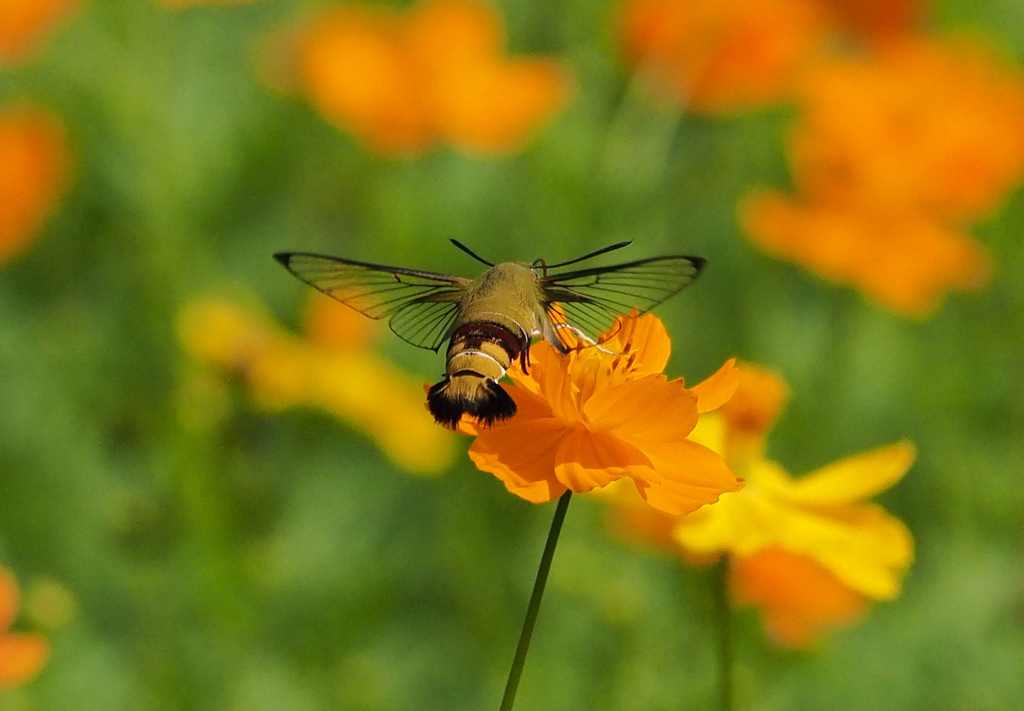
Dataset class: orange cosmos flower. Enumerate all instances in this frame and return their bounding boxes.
[156,0,260,8]
[617,0,826,113]
[816,0,927,42]
[0,0,78,65]
[0,567,49,688]
[741,37,1024,316]
[741,190,991,317]
[790,38,1024,222]
[604,363,915,647]
[0,106,71,266]
[462,313,742,515]
[289,0,570,155]
[178,294,455,475]
[730,547,870,647]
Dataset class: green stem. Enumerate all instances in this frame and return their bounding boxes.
[499,490,573,711]
[713,557,734,711]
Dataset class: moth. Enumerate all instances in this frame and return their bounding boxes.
[274,241,704,429]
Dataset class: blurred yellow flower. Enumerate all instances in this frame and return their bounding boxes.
[285,0,571,155]
[0,106,71,265]
[461,313,742,515]
[742,37,1024,317]
[0,567,49,688]
[178,294,456,475]
[617,0,826,114]
[0,0,78,65]
[605,364,915,647]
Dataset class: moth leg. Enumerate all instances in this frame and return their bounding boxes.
[550,322,622,354]
[534,326,571,355]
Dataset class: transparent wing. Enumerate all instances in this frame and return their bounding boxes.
[540,255,705,349]
[275,252,470,351]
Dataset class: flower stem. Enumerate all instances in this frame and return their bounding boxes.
[713,557,734,711]
[499,490,573,711]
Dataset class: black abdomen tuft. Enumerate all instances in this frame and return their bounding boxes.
[427,375,517,429]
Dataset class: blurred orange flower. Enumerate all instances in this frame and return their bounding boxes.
[0,567,49,688]
[178,294,456,475]
[617,0,826,113]
[289,0,571,155]
[604,364,915,647]
[790,39,1024,221]
[730,546,869,647]
[742,37,1024,316]
[741,191,991,317]
[0,106,71,266]
[462,313,742,515]
[816,0,927,42]
[156,0,260,8]
[0,0,78,65]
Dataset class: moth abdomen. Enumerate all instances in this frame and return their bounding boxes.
[427,375,517,429]
[426,320,526,429]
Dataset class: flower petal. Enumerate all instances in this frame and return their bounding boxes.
[309,352,456,474]
[771,500,914,598]
[434,58,571,154]
[0,569,18,632]
[0,0,79,66]
[603,313,672,374]
[553,429,651,493]
[633,439,742,515]
[0,107,71,265]
[583,374,698,442]
[786,441,915,505]
[673,486,765,554]
[689,358,740,413]
[686,412,728,458]
[468,417,568,502]
[508,338,560,396]
[457,379,554,436]
[299,7,432,154]
[741,190,993,318]
[675,462,913,600]
[730,547,869,648]
[719,362,788,430]
[0,633,49,687]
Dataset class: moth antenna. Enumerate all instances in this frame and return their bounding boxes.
[544,241,632,270]
[450,239,495,267]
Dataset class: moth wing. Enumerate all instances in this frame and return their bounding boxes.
[540,255,705,350]
[275,252,470,352]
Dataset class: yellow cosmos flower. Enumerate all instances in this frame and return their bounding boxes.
[462,313,742,515]
[178,294,455,475]
[0,567,49,688]
[605,363,915,646]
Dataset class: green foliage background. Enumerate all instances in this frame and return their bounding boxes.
[1,1,1022,709]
